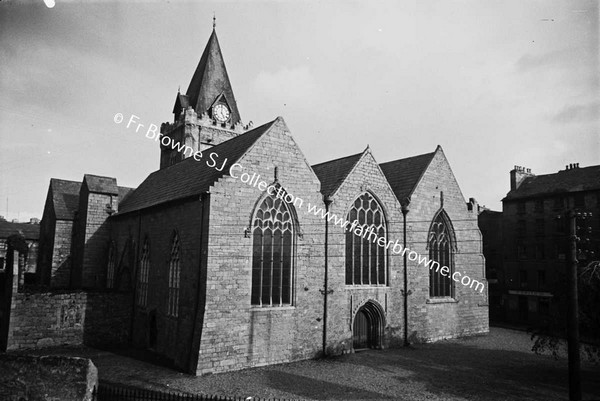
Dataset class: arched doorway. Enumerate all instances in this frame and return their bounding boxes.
[352,301,385,350]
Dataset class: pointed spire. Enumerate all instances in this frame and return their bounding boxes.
[185,26,242,125]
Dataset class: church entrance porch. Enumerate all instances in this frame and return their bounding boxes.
[352,301,385,350]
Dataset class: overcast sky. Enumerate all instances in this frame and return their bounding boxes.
[0,0,598,221]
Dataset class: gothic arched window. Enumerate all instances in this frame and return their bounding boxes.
[251,195,294,306]
[137,238,150,307]
[429,211,454,297]
[106,242,116,289]
[168,233,181,317]
[345,192,387,285]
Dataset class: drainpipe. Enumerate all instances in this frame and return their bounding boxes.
[188,193,207,373]
[401,198,410,347]
[322,195,333,357]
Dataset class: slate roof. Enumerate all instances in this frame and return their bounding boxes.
[117,118,279,215]
[118,186,135,203]
[0,221,40,240]
[185,29,242,124]
[84,174,118,195]
[49,178,135,220]
[379,148,437,202]
[50,179,81,220]
[312,152,364,197]
[504,164,600,201]
[172,93,190,114]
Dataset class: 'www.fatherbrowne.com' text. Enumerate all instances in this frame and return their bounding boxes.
[115,112,485,294]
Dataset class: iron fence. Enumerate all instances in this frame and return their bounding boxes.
[93,382,293,401]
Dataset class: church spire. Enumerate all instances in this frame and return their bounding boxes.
[185,23,242,125]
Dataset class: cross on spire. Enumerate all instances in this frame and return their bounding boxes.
[213,13,216,29]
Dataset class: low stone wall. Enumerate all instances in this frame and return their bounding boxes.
[0,354,97,401]
[7,290,131,350]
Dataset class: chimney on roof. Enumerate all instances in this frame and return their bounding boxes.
[510,165,535,191]
[564,163,580,171]
[29,218,40,224]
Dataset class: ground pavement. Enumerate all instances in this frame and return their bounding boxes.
[26,327,600,400]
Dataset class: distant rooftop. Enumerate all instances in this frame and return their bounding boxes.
[504,164,600,201]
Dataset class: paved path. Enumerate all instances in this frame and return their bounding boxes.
[27,328,600,400]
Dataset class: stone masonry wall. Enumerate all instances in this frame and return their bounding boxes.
[0,354,97,401]
[51,220,74,288]
[80,193,114,289]
[110,200,204,373]
[406,148,489,342]
[325,150,405,353]
[197,118,326,374]
[7,290,131,351]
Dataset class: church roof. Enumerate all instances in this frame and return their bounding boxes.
[379,148,437,202]
[84,174,119,195]
[185,29,241,124]
[503,164,600,201]
[0,220,40,240]
[172,93,190,114]
[48,178,135,220]
[50,179,81,220]
[117,118,280,215]
[312,152,364,197]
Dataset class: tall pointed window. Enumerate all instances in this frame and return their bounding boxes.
[167,233,181,317]
[345,192,387,285]
[251,195,294,306]
[137,238,150,307]
[429,212,454,297]
[106,242,116,289]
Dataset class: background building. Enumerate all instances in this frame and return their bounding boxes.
[0,218,39,284]
[500,163,600,326]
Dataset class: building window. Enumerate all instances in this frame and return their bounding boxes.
[534,199,544,213]
[519,270,528,288]
[517,244,527,260]
[517,220,526,238]
[535,243,545,260]
[251,195,294,306]
[535,219,544,237]
[517,202,526,214]
[167,233,181,317]
[429,211,454,298]
[106,242,116,289]
[539,298,550,315]
[538,270,546,288]
[574,193,585,209]
[345,192,387,286]
[137,238,150,307]
[555,217,566,234]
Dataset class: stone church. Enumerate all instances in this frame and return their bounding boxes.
[27,25,488,374]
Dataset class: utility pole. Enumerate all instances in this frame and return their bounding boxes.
[401,198,410,347]
[321,195,334,357]
[566,210,581,401]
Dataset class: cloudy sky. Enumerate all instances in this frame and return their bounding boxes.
[0,0,598,221]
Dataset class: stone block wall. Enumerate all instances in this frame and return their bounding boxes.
[51,220,75,288]
[0,354,97,401]
[325,150,405,353]
[196,118,326,374]
[6,290,131,351]
[406,148,488,341]
[110,200,205,373]
[79,192,114,288]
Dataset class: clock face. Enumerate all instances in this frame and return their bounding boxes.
[213,103,230,123]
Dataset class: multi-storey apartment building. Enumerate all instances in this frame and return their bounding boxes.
[501,163,600,325]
